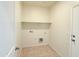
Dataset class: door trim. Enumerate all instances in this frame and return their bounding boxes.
[71,4,79,57]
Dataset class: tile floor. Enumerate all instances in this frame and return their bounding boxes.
[20,45,59,57]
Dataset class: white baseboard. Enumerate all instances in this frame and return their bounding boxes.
[48,44,62,57]
[6,46,16,57]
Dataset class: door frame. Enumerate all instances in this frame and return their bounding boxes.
[70,4,79,57]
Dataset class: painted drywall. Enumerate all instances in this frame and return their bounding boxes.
[22,6,50,22]
[49,2,72,56]
[0,2,15,56]
[15,2,22,48]
[21,5,51,47]
[21,23,50,47]
[15,2,22,22]
[49,2,79,57]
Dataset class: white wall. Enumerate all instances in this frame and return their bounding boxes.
[15,2,22,48]
[21,23,50,47]
[0,2,15,56]
[49,2,72,56]
[49,2,79,57]
[21,5,51,47]
[22,6,50,23]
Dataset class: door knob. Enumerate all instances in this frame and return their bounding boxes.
[72,39,75,44]
[71,35,75,44]
[73,35,75,38]
[72,39,75,42]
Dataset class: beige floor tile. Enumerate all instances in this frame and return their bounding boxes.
[20,45,60,57]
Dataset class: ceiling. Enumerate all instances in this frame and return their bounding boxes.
[21,1,56,7]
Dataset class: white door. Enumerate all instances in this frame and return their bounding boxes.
[72,5,79,57]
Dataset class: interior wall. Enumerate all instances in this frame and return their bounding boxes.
[0,2,15,56]
[22,6,50,22]
[49,2,72,56]
[21,5,51,47]
[21,23,50,47]
[15,2,22,48]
